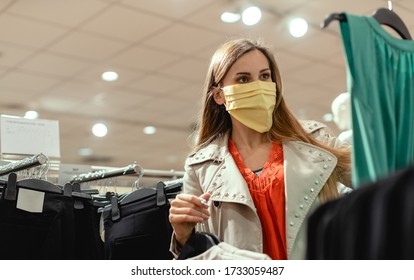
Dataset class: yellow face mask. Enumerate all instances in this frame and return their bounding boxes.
[222,81,277,133]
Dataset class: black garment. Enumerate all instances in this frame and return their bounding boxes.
[0,192,76,259]
[72,197,105,259]
[0,178,105,260]
[103,181,181,260]
[306,164,414,259]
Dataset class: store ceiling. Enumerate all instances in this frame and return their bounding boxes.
[0,0,413,174]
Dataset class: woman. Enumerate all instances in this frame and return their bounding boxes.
[169,38,352,260]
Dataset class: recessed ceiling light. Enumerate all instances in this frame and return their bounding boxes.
[242,6,262,26]
[24,110,39,119]
[92,123,108,137]
[101,71,119,82]
[221,12,241,23]
[143,126,157,135]
[289,18,308,38]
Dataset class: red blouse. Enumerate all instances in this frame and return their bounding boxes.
[228,139,287,260]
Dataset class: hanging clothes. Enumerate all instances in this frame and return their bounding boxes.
[0,186,77,259]
[306,163,414,259]
[102,180,182,260]
[0,176,105,260]
[339,13,414,187]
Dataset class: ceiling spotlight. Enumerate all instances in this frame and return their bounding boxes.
[143,126,157,135]
[289,18,308,38]
[101,71,119,82]
[92,123,108,137]
[221,12,241,23]
[242,6,262,26]
[24,110,39,119]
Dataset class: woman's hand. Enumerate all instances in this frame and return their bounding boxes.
[169,192,211,246]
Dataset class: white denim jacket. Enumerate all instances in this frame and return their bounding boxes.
[171,121,351,259]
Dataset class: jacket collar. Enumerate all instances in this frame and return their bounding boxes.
[187,134,230,166]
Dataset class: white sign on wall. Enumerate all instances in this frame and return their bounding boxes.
[0,115,60,158]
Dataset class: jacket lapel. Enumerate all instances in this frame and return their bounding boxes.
[283,141,337,256]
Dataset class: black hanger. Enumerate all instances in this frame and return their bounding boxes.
[372,8,412,39]
[2,174,63,201]
[321,12,346,29]
[17,178,63,194]
[321,8,412,40]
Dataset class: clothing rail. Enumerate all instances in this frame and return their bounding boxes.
[69,163,185,184]
[70,163,142,184]
[142,169,185,179]
[0,153,48,176]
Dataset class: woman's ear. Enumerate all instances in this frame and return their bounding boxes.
[212,88,225,105]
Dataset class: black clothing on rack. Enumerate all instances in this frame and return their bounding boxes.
[306,164,414,259]
[102,180,182,260]
[0,174,105,259]
[0,178,76,259]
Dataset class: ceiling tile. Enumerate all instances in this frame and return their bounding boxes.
[274,50,314,73]
[120,0,216,19]
[81,5,173,42]
[0,86,39,105]
[48,30,129,61]
[7,0,108,27]
[0,43,37,67]
[109,45,181,72]
[158,57,209,83]
[0,13,67,48]
[283,62,344,85]
[0,70,61,94]
[142,22,224,56]
[127,73,188,95]
[19,52,91,77]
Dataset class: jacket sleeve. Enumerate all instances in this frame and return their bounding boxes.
[170,156,204,258]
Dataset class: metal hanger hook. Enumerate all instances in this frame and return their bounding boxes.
[387,0,393,11]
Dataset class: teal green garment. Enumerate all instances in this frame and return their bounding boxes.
[339,13,414,188]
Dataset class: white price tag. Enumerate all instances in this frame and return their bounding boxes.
[16,188,45,213]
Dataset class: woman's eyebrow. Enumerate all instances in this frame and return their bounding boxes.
[234,71,251,75]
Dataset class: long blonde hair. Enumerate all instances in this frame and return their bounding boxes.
[194,38,351,202]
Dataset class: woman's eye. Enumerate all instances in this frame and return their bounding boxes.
[237,76,249,83]
[261,73,271,80]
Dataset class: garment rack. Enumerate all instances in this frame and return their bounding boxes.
[70,163,141,184]
[0,153,48,176]
[70,163,185,184]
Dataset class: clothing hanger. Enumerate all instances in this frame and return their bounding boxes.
[119,180,182,206]
[321,1,412,40]
[320,12,345,29]
[105,180,182,220]
[2,173,63,201]
[372,7,412,39]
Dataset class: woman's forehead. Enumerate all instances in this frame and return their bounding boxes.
[229,50,269,72]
